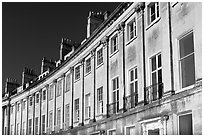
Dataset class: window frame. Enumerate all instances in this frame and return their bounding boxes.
[35,117,39,134]
[57,79,63,97]
[36,93,39,104]
[85,93,91,119]
[178,112,193,135]
[178,31,195,89]
[49,84,54,101]
[65,104,70,128]
[97,48,103,66]
[75,98,80,122]
[49,111,53,130]
[75,66,80,81]
[127,18,137,41]
[65,74,71,92]
[29,96,33,106]
[112,76,119,113]
[57,107,61,127]
[107,129,116,135]
[42,90,46,101]
[125,125,136,135]
[42,115,46,133]
[85,58,92,74]
[97,86,103,115]
[110,34,118,55]
[148,2,160,25]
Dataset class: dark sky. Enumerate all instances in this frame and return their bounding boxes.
[2,2,120,90]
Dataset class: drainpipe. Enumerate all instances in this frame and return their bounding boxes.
[105,37,110,118]
[167,2,174,94]
[81,59,85,126]
[46,85,49,134]
[137,2,147,105]
[32,93,35,135]
[120,22,126,112]
[91,48,96,122]
[70,67,74,129]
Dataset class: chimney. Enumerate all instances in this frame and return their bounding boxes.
[22,67,37,85]
[87,11,104,38]
[103,11,110,20]
[4,78,19,96]
[41,57,56,73]
[60,38,74,61]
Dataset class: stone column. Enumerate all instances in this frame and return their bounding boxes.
[32,93,35,135]
[45,84,49,134]
[39,90,42,134]
[61,73,66,130]
[53,79,57,132]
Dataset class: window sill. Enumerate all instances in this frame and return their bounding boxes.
[84,71,92,77]
[146,17,161,31]
[96,62,104,70]
[110,49,119,58]
[125,36,137,46]
[74,78,81,83]
[176,84,195,94]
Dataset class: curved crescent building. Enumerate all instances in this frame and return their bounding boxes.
[2,2,202,135]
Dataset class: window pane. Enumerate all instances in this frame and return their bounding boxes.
[152,72,157,85]
[130,83,134,94]
[135,81,138,94]
[158,69,162,84]
[148,129,159,135]
[181,54,195,88]
[135,68,137,79]
[158,54,161,68]
[180,33,194,58]
[179,114,193,135]
[152,56,156,71]
[130,70,134,81]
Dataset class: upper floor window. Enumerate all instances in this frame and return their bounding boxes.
[97,48,103,66]
[179,32,195,88]
[75,66,80,80]
[36,93,39,104]
[10,105,14,114]
[57,79,63,97]
[75,98,80,121]
[86,58,91,73]
[42,90,46,101]
[111,35,118,54]
[128,19,136,41]
[150,53,163,100]
[22,100,26,110]
[85,93,91,119]
[148,2,160,25]
[29,96,33,106]
[97,87,103,115]
[65,74,71,92]
[35,117,39,135]
[17,102,20,111]
[28,119,32,135]
[49,84,54,101]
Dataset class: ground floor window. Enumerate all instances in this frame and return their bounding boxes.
[108,129,116,135]
[126,125,135,135]
[178,113,193,135]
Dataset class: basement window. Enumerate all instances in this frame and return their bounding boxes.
[178,113,193,135]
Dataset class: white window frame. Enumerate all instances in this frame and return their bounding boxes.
[178,31,195,89]
[42,90,46,101]
[97,48,103,66]
[29,96,33,106]
[85,93,91,119]
[110,34,118,55]
[75,98,80,122]
[75,65,80,80]
[127,18,137,41]
[49,111,53,130]
[49,84,54,101]
[97,86,103,115]
[57,107,61,128]
[36,93,39,104]
[112,76,119,113]
[65,74,71,92]
[41,115,46,133]
[57,79,63,97]
[86,58,91,74]
[35,117,39,135]
[148,2,160,25]
[28,119,32,135]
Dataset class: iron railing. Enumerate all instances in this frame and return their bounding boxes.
[145,82,163,104]
[107,101,119,115]
[124,92,138,110]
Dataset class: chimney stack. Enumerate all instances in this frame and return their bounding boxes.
[22,67,37,85]
[60,38,74,61]
[41,57,56,73]
[4,78,19,96]
[87,11,104,38]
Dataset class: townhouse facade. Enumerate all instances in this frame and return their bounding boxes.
[2,2,202,135]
